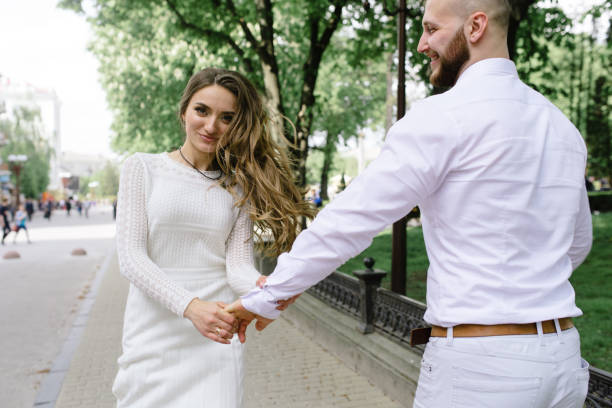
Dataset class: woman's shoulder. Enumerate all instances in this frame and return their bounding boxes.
[128,151,165,162]
[122,152,167,169]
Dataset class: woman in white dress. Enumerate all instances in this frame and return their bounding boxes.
[113,68,314,407]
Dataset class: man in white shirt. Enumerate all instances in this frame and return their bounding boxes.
[228,0,592,406]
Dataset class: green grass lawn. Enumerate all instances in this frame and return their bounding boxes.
[337,213,612,371]
[570,212,612,371]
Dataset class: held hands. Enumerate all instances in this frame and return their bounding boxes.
[223,276,303,343]
[184,277,302,345]
[224,299,274,343]
[184,298,238,345]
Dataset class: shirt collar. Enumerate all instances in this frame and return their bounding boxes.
[454,58,518,87]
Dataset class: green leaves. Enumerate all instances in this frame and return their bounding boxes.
[513,2,611,180]
[0,106,52,199]
[60,0,609,187]
[59,0,396,189]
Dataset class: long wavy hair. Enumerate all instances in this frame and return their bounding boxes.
[179,68,316,256]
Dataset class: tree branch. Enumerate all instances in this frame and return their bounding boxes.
[255,0,275,56]
[507,0,537,60]
[164,0,256,73]
[223,0,285,118]
[224,0,262,52]
[317,0,346,53]
[381,0,422,19]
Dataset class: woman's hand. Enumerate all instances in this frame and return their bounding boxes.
[255,275,267,288]
[184,298,237,344]
[255,276,301,311]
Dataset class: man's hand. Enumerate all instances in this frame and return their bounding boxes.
[224,299,274,343]
[256,276,302,311]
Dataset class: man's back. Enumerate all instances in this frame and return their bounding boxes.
[408,58,591,326]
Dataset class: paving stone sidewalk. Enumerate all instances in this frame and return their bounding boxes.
[52,254,404,408]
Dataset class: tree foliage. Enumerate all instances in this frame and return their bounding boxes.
[78,160,120,197]
[0,106,52,199]
[93,160,120,197]
[309,35,387,199]
[59,0,396,188]
[514,3,612,180]
[588,74,611,180]
[60,0,611,186]
[403,0,568,90]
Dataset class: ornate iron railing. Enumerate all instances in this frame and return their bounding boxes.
[587,367,612,407]
[374,288,426,344]
[307,270,612,407]
[309,270,360,317]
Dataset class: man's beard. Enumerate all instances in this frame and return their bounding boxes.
[429,27,470,88]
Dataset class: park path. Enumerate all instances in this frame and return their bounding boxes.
[0,206,115,408]
[52,254,404,407]
[1,205,405,407]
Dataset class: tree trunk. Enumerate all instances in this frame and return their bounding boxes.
[584,34,595,143]
[507,0,536,61]
[260,63,286,142]
[319,132,337,201]
[290,1,347,188]
[586,76,611,180]
[254,0,286,141]
[292,90,315,189]
[384,52,395,136]
[576,34,586,133]
[568,39,577,124]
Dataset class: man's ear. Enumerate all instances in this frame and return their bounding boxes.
[467,11,488,44]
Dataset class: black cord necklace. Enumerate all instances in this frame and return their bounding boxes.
[178,147,222,181]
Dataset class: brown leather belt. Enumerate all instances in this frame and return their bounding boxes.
[431,317,573,338]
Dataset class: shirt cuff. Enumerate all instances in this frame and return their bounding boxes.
[241,287,282,320]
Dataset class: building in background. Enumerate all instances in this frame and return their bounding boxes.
[0,87,11,200]
[60,151,110,196]
[0,73,62,191]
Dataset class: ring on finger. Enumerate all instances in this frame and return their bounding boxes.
[215,327,221,335]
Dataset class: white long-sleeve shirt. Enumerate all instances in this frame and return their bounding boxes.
[242,58,592,326]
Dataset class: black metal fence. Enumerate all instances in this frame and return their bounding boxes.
[307,264,612,408]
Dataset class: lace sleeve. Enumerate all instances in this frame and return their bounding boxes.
[116,154,196,317]
[225,206,261,296]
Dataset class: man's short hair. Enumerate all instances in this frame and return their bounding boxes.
[456,0,512,31]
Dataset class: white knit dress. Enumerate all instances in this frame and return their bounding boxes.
[112,152,260,408]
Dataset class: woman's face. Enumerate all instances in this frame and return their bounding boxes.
[182,84,237,156]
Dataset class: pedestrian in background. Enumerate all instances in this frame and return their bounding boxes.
[83,200,90,218]
[13,204,31,244]
[25,199,34,221]
[43,200,53,221]
[1,197,12,245]
[65,197,72,216]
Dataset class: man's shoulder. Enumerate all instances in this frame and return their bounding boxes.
[517,82,582,136]
[410,88,470,118]
[389,95,462,141]
[401,93,462,127]
[521,82,569,114]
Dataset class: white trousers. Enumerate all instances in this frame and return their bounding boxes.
[413,325,589,408]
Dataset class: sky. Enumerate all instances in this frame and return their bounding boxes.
[0,0,113,156]
[0,0,607,158]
